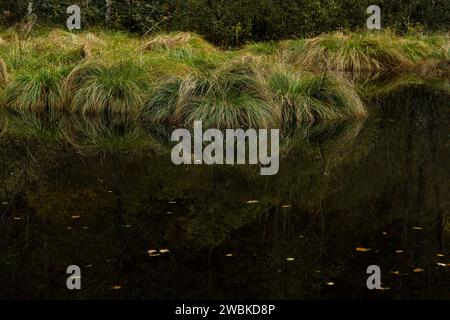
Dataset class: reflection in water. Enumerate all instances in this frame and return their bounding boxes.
[0,84,449,299]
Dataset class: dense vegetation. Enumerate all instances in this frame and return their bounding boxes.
[0,27,448,127]
[0,0,449,46]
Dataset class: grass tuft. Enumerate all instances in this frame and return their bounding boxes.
[1,66,68,111]
[65,60,151,114]
[267,66,367,126]
[142,56,278,128]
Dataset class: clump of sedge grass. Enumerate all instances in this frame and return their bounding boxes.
[284,32,413,74]
[267,66,367,126]
[142,56,278,128]
[1,66,68,112]
[65,60,151,114]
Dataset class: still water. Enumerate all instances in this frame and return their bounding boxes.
[0,84,449,299]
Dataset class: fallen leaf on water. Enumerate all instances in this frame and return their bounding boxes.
[412,227,422,230]
[111,285,122,290]
[395,250,404,254]
[286,258,295,262]
[71,215,81,219]
[281,205,292,208]
[437,263,447,267]
[147,250,158,255]
[13,217,21,220]
[436,253,444,257]
[159,249,170,254]
[356,247,372,252]
[382,232,388,235]
[247,200,259,204]
[413,268,424,273]
[148,253,161,257]
[225,254,233,257]
[327,282,335,286]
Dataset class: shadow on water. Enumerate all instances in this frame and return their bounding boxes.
[0,83,449,299]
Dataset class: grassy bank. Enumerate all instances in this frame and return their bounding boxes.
[0,27,448,128]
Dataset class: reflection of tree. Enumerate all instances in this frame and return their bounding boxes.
[0,84,449,299]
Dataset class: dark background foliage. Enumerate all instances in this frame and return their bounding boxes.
[0,0,449,45]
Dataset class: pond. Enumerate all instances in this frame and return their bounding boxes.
[0,84,449,299]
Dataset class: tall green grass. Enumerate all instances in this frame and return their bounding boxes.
[267,68,367,126]
[65,60,151,114]
[142,58,367,128]
[0,28,447,125]
[283,31,449,75]
[142,57,278,128]
[1,67,68,111]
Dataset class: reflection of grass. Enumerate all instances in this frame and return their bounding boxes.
[4,109,63,140]
[361,73,450,97]
[60,113,164,154]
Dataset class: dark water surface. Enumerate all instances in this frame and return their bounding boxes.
[0,84,449,299]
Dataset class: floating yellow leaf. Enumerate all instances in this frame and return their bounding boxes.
[281,205,292,208]
[147,249,157,255]
[71,215,81,219]
[286,257,295,262]
[356,247,372,252]
[395,250,404,254]
[413,268,424,273]
[327,282,335,286]
[436,253,444,257]
[437,263,447,267]
[247,200,259,204]
[225,254,233,257]
[159,249,170,254]
[111,285,122,290]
